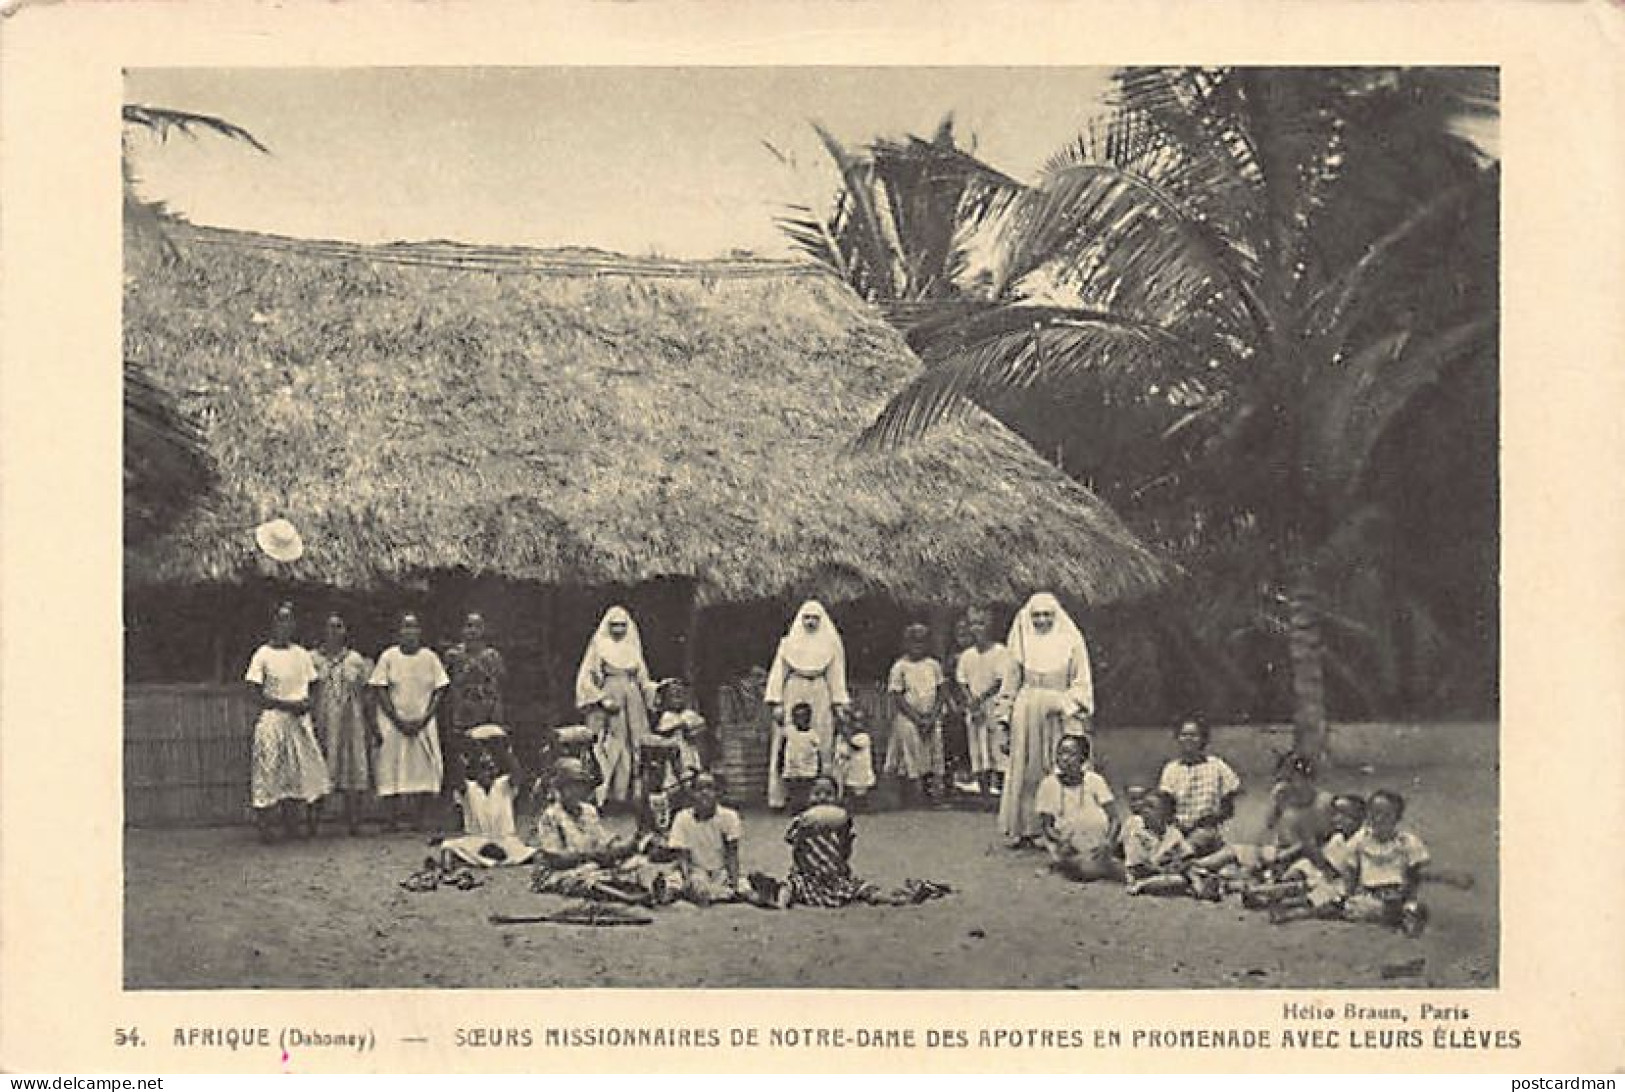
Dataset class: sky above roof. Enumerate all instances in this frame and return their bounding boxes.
[125,67,1114,259]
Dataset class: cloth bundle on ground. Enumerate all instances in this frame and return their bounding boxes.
[401,854,485,893]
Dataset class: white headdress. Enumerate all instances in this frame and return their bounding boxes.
[1007,592,1086,674]
[778,599,843,674]
[587,604,645,671]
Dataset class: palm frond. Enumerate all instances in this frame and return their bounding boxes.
[1305,316,1497,500]
[811,123,900,300]
[122,104,269,153]
[858,305,1194,448]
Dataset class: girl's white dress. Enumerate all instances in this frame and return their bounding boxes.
[835,731,877,792]
[885,656,945,779]
[441,774,537,867]
[369,645,450,797]
[957,643,1013,775]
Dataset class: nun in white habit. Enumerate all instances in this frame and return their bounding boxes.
[575,605,655,808]
[763,600,850,810]
[995,592,1095,844]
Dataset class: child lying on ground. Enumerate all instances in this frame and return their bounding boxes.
[1119,789,1196,896]
[665,772,754,905]
[530,757,674,906]
[438,725,537,868]
[1037,735,1119,882]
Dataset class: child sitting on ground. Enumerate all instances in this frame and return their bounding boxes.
[1119,789,1195,896]
[1187,751,1332,899]
[1339,789,1430,936]
[665,771,752,905]
[1036,735,1119,882]
[1261,793,1366,917]
[778,701,824,814]
[885,623,946,805]
[531,757,674,906]
[1157,718,1242,856]
[438,725,537,868]
[782,775,896,907]
[833,706,877,810]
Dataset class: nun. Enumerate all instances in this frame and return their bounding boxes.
[763,601,850,810]
[575,605,655,809]
[995,593,1095,846]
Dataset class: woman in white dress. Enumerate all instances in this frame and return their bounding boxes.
[575,605,655,810]
[244,602,332,842]
[368,612,451,832]
[763,601,850,810]
[995,593,1094,847]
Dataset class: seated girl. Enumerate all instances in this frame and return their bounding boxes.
[666,772,752,905]
[1157,719,1242,856]
[1036,735,1119,882]
[782,775,894,907]
[438,725,537,868]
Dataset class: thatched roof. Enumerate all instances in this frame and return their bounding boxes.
[123,223,1166,606]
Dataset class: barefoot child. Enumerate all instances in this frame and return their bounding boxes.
[778,701,824,814]
[956,607,1012,801]
[833,706,877,810]
[666,772,750,905]
[1339,789,1431,935]
[886,623,946,805]
[439,725,536,867]
[1264,793,1366,919]
[1037,735,1119,881]
[1120,789,1195,896]
[1157,718,1242,856]
[640,679,704,836]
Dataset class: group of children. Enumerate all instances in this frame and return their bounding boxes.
[1031,718,1436,936]
[432,724,926,911]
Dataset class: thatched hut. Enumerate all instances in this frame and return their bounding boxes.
[126,223,1162,605]
[123,222,1166,820]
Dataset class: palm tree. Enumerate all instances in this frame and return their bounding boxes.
[772,116,1016,304]
[122,105,266,544]
[856,68,1499,759]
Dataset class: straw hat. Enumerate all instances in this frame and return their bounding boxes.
[254,518,304,563]
[466,724,507,742]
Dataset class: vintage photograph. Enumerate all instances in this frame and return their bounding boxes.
[121,66,1499,991]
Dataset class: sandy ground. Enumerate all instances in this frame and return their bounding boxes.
[125,731,1497,990]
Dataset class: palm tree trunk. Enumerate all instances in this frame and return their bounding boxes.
[1286,559,1329,761]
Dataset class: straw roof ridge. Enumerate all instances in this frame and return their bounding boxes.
[124,221,1167,606]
